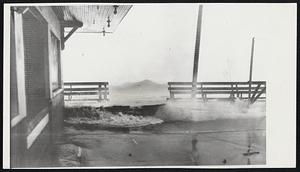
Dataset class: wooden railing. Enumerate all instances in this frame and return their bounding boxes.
[64,82,109,101]
[168,81,266,103]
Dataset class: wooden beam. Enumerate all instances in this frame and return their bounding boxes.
[250,83,261,102]
[27,114,49,149]
[64,27,79,43]
[192,5,203,98]
[64,82,109,85]
[61,20,83,28]
[248,37,255,99]
[61,26,65,50]
[249,37,255,82]
[11,6,29,14]
[64,87,108,91]
[60,20,83,50]
[64,92,103,96]
[251,87,266,103]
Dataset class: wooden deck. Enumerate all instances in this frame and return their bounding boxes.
[168,81,266,103]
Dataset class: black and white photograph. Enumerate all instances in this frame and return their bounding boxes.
[2,2,296,169]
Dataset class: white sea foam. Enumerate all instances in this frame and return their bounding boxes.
[155,99,266,121]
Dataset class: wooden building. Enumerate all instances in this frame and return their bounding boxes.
[9,5,132,167]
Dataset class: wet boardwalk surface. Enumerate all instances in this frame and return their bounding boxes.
[59,117,266,166]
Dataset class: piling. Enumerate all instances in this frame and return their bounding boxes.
[192,5,203,98]
[248,37,255,100]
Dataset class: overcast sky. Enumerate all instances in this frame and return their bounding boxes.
[61,4,296,85]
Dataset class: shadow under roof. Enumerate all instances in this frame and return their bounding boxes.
[52,5,132,33]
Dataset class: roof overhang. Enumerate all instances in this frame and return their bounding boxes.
[52,5,132,33]
[51,5,132,49]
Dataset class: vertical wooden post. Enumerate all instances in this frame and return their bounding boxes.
[192,5,203,98]
[169,83,174,99]
[104,84,108,100]
[200,83,204,100]
[250,83,261,103]
[98,84,102,102]
[236,84,239,98]
[11,9,28,127]
[170,92,174,99]
[69,84,72,101]
[248,37,255,99]
[230,84,234,100]
[60,25,65,50]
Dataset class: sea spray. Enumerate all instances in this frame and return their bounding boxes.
[154,99,266,122]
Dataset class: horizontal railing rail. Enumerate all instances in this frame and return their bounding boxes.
[64,82,109,85]
[63,82,109,101]
[168,81,266,85]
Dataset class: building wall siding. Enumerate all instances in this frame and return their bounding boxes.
[50,92,65,142]
[11,6,64,167]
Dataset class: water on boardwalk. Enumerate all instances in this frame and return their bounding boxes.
[61,98,266,166]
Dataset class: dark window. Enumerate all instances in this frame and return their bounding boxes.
[23,11,48,120]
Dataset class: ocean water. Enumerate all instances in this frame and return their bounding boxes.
[155,99,266,122]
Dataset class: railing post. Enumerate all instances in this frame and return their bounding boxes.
[104,83,108,100]
[69,83,72,101]
[191,83,197,99]
[169,83,174,99]
[236,84,239,98]
[200,83,204,100]
[170,93,174,99]
[230,84,234,100]
[248,82,252,100]
[98,83,102,102]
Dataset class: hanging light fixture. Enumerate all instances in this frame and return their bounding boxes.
[113,5,119,15]
[107,16,111,28]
